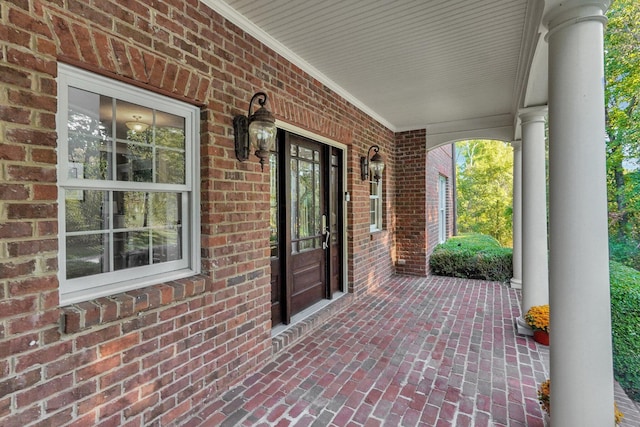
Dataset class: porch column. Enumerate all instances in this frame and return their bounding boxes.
[546,2,614,426]
[510,140,522,290]
[516,107,549,336]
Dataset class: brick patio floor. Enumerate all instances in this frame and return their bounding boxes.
[186,275,640,426]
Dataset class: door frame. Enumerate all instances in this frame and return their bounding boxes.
[274,120,349,317]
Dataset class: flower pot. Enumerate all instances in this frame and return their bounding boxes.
[533,330,549,346]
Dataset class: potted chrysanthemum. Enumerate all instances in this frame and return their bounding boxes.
[525,304,549,345]
[538,379,624,425]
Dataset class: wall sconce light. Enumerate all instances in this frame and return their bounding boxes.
[234,92,277,171]
[125,115,149,132]
[360,145,385,182]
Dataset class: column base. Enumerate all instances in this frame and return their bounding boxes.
[510,278,522,289]
[516,316,534,336]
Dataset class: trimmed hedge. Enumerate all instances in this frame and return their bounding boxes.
[429,234,513,282]
[610,261,640,401]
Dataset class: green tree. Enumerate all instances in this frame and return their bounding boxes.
[605,0,640,250]
[456,140,514,247]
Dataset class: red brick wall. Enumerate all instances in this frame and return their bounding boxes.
[426,144,455,259]
[0,1,396,426]
[394,130,428,275]
[394,131,454,276]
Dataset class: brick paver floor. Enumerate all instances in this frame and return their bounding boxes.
[186,275,640,426]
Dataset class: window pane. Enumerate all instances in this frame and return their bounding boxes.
[68,87,111,180]
[65,190,109,232]
[370,199,377,225]
[149,193,180,228]
[66,233,108,279]
[116,100,152,141]
[153,229,181,263]
[156,148,185,184]
[114,191,148,228]
[117,142,153,182]
[114,230,150,270]
[155,114,185,149]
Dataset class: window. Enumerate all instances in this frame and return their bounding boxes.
[370,179,382,232]
[56,64,200,305]
[438,175,447,243]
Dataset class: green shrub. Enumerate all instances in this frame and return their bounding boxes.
[609,238,640,271]
[429,234,513,282]
[610,261,640,401]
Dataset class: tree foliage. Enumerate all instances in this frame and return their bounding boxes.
[605,0,640,258]
[455,140,513,247]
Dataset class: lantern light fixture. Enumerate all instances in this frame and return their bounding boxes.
[234,91,277,171]
[360,145,385,182]
[125,115,149,132]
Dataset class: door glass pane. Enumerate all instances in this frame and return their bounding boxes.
[314,163,320,235]
[270,152,278,257]
[299,146,313,160]
[291,143,322,253]
[291,157,298,241]
[299,159,314,239]
[331,155,338,243]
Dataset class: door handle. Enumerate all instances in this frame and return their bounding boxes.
[322,214,330,250]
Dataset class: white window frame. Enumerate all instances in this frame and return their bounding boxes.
[370,179,382,232]
[56,64,200,305]
[438,175,447,243]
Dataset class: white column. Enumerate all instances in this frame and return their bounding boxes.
[510,140,522,290]
[546,2,614,426]
[516,107,549,336]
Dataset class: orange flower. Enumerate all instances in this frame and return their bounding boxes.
[538,379,624,425]
[525,304,549,333]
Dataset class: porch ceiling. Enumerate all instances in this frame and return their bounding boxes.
[205,0,551,143]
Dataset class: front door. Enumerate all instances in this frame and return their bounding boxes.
[270,131,343,326]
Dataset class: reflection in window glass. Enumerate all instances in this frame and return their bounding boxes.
[156,148,185,184]
[58,64,199,303]
[117,142,153,182]
[155,115,185,149]
[370,180,382,232]
[116,100,152,141]
[291,143,321,253]
[68,87,111,181]
[270,151,278,258]
[114,230,150,270]
[65,190,109,232]
[153,229,181,263]
[66,234,109,279]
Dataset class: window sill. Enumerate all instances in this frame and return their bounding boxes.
[61,275,210,334]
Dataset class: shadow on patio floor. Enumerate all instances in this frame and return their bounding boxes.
[185,275,640,426]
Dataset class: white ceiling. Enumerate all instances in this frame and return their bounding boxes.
[204,0,550,144]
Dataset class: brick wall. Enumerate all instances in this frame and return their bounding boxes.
[426,144,455,259]
[394,130,428,275]
[394,131,454,276]
[0,1,397,426]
